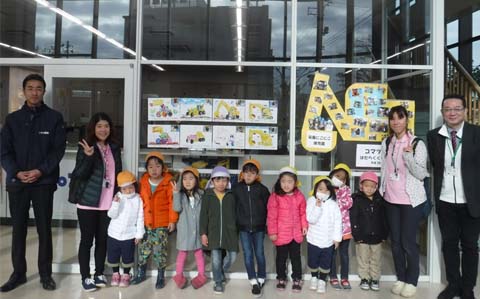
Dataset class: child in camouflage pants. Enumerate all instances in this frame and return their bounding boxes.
[132,152,178,289]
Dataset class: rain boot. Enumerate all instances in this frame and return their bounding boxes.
[131,264,147,285]
[155,268,165,289]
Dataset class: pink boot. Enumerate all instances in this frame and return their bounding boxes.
[172,274,187,289]
[191,274,207,289]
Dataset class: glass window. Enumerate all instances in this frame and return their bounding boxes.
[52,78,125,148]
[473,41,480,85]
[139,64,290,171]
[446,19,459,46]
[142,0,291,61]
[294,67,431,275]
[297,0,431,65]
[473,10,480,37]
[0,0,136,59]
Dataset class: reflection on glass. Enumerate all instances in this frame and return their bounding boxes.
[140,65,290,154]
[0,0,136,59]
[297,0,430,65]
[142,0,291,61]
[52,78,125,147]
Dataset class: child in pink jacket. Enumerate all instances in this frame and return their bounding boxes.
[267,166,308,293]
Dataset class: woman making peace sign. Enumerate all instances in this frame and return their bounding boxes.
[70,112,122,292]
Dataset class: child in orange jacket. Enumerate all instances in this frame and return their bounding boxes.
[131,152,178,289]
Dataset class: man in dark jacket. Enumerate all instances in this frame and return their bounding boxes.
[0,74,66,292]
[427,94,480,299]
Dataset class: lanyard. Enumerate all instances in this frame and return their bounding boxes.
[390,138,404,175]
[446,137,462,167]
[98,143,110,181]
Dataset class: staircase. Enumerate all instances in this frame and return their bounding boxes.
[445,48,480,125]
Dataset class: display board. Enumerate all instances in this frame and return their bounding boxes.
[301,72,415,153]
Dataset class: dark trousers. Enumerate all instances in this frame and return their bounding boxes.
[329,239,350,279]
[77,208,110,280]
[8,186,54,278]
[276,240,302,280]
[385,201,423,286]
[437,201,480,292]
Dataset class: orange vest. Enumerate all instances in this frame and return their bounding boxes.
[139,172,178,229]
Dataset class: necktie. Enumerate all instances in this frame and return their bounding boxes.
[450,130,457,152]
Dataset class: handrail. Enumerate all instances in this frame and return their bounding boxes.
[445,48,480,95]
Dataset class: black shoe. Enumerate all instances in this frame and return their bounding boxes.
[40,276,56,291]
[438,285,461,299]
[155,268,165,289]
[251,283,261,297]
[0,273,27,292]
[460,289,476,299]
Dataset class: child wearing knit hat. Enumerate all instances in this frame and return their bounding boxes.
[350,172,388,292]
[232,159,270,297]
[199,166,238,294]
[107,171,145,288]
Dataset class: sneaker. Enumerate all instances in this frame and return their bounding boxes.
[360,279,370,291]
[309,277,318,290]
[370,280,379,291]
[391,281,405,295]
[251,283,261,297]
[400,283,417,298]
[341,279,352,290]
[330,278,342,290]
[119,274,130,288]
[292,279,302,292]
[276,279,286,291]
[214,282,224,294]
[82,278,97,292]
[111,273,120,286]
[317,279,326,294]
[94,275,107,287]
[258,278,265,288]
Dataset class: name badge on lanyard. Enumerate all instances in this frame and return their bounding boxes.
[446,136,461,177]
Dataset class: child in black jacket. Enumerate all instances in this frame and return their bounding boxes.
[350,172,388,292]
[232,159,270,297]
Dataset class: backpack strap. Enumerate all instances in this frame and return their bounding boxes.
[384,136,392,157]
[411,137,422,156]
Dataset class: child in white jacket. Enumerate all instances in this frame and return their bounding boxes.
[306,176,342,294]
[107,171,145,288]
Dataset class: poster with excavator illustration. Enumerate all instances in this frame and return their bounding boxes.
[147,97,181,121]
[301,72,415,153]
[180,98,213,121]
[213,99,245,122]
[180,124,212,149]
[246,100,278,124]
[245,126,278,150]
[147,124,180,148]
[212,125,245,149]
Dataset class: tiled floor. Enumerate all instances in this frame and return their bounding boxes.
[0,225,478,299]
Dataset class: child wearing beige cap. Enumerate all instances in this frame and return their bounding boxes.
[107,171,145,288]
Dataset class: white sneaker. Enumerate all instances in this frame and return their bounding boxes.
[391,281,405,295]
[317,280,326,293]
[309,277,318,290]
[400,283,417,298]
